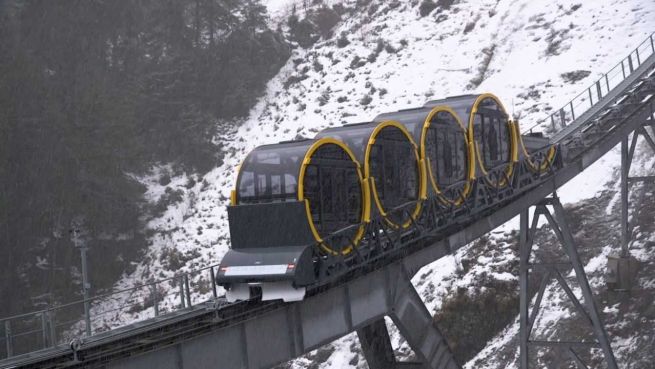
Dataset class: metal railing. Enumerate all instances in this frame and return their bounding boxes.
[0,263,220,359]
[524,32,655,134]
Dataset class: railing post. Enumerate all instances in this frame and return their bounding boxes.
[569,101,575,121]
[635,47,641,65]
[41,312,48,348]
[83,298,91,337]
[4,320,13,358]
[184,274,192,307]
[628,54,634,73]
[605,73,610,92]
[621,60,626,78]
[151,283,159,317]
[560,108,566,128]
[48,311,56,347]
[588,87,594,107]
[621,137,630,257]
[550,114,557,131]
[179,277,186,309]
[77,241,92,337]
[651,34,654,53]
[210,266,218,299]
[596,81,603,101]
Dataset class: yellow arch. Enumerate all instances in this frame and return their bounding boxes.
[422,105,475,206]
[298,137,370,255]
[467,93,519,188]
[513,121,558,173]
[231,156,251,206]
[364,120,425,229]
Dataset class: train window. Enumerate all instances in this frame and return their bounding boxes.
[237,143,306,204]
[257,174,267,197]
[256,151,281,165]
[473,114,483,144]
[425,128,438,183]
[302,143,362,237]
[434,126,466,187]
[284,174,297,195]
[476,103,510,171]
[486,115,510,169]
[369,127,419,225]
[238,171,255,199]
[271,175,282,196]
[346,169,360,223]
[423,110,469,192]
[319,165,333,220]
[483,115,498,163]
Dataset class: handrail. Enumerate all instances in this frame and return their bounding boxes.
[522,32,655,135]
[0,262,221,358]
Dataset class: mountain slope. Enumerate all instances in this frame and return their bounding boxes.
[81,0,655,367]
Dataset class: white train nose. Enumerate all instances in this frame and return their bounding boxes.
[225,282,306,302]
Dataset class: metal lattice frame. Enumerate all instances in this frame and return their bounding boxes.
[519,195,618,369]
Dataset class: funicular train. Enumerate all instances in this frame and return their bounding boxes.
[217,93,558,302]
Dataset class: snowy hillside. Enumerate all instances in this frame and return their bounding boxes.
[79,0,655,367]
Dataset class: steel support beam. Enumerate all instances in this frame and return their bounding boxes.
[610,120,654,289]
[621,136,630,256]
[518,195,618,369]
[357,318,431,369]
[519,209,530,369]
[357,319,397,369]
[107,262,458,369]
[4,321,12,358]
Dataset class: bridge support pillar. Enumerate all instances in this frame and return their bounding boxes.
[357,263,459,369]
[519,194,618,369]
[608,123,655,290]
[389,265,459,369]
[357,319,398,369]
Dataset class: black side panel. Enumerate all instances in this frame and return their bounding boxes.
[228,201,316,249]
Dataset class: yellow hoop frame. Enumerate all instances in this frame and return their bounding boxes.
[467,93,519,188]
[364,121,426,229]
[422,106,475,206]
[513,121,558,173]
[298,138,370,255]
[230,158,247,206]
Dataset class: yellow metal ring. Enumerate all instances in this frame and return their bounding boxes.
[298,138,370,255]
[364,120,425,229]
[514,121,558,173]
[422,106,474,206]
[467,93,518,188]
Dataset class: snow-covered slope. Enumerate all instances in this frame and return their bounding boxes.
[81,0,655,366]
